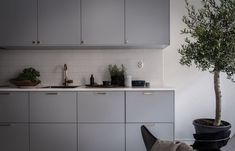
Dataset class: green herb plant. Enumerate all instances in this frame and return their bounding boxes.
[179,0,235,126]
[14,67,40,82]
[108,64,126,77]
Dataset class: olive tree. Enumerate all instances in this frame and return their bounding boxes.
[179,0,235,126]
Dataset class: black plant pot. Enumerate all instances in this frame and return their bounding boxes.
[111,75,125,86]
[192,118,231,151]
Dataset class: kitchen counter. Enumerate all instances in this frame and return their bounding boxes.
[0,86,174,92]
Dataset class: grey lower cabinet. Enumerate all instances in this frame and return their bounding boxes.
[126,0,170,46]
[126,91,174,151]
[0,0,37,46]
[0,124,29,151]
[30,124,77,151]
[0,92,28,123]
[77,91,125,151]
[81,0,124,45]
[29,92,77,151]
[0,92,29,151]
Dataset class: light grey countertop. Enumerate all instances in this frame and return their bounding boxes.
[0,85,174,92]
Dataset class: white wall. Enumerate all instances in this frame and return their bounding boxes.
[164,0,235,142]
[0,49,163,86]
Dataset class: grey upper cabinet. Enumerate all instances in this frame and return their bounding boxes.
[0,92,28,123]
[81,0,124,45]
[0,0,37,46]
[38,0,81,45]
[126,0,170,46]
[30,92,77,122]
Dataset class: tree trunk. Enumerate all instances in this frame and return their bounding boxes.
[214,71,222,126]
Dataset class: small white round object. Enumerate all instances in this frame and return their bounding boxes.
[125,75,132,87]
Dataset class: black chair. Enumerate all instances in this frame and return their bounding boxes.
[141,125,157,151]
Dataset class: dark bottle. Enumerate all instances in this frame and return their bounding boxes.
[90,74,94,86]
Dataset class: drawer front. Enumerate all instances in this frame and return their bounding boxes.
[126,91,174,122]
[126,123,174,151]
[78,92,125,122]
[30,92,76,122]
[0,123,29,151]
[30,124,77,151]
[0,92,28,122]
[78,123,125,151]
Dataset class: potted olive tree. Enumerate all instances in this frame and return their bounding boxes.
[179,0,235,149]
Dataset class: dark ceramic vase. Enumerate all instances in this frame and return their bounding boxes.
[192,118,231,151]
[111,75,125,86]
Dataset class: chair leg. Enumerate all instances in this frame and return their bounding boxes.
[141,125,157,151]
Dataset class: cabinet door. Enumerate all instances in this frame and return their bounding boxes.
[126,123,174,151]
[126,91,174,122]
[0,0,37,46]
[30,124,77,151]
[78,92,124,122]
[78,124,125,151]
[0,124,29,151]
[30,92,76,122]
[82,0,124,45]
[0,92,28,122]
[38,0,80,45]
[126,0,170,45]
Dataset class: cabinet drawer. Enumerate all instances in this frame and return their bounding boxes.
[30,124,77,151]
[0,123,29,151]
[126,123,174,151]
[0,92,28,122]
[126,91,174,122]
[78,124,125,151]
[30,92,76,122]
[78,92,124,122]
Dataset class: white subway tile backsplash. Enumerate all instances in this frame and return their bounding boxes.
[0,49,163,86]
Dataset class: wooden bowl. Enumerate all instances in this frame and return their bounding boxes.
[10,79,41,87]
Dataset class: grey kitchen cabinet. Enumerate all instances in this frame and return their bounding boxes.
[81,0,124,45]
[0,92,28,123]
[78,124,125,151]
[30,124,77,151]
[38,0,81,45]
[126,0,170,46]
[126,91,174,151]
[30,92,76,122]
[77,91,125,151]
[0,124,29,151]
[77,91,125,122]
[0,0,37,46]
[126,91,174,123]
[126,123,174,151]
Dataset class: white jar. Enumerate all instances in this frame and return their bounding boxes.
[125,75,132,87]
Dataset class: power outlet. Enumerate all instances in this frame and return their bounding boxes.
[137,60,144,69]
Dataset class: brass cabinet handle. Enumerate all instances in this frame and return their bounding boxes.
[143,92,153,95]
[95,92,107,95]
[0,92,11,95]
[0,123,11,126]
[45,92,58,95]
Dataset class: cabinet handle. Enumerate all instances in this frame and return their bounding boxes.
[95,92,107,95]
[144,123,156,127]
[0,92,11,95]
[32,41,36,44]
[37,41,41,44]
[143,92,153,95]
[45,92,58,95]
[0,123,11,126]
[81,41,84,44]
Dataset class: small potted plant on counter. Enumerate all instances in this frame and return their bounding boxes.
[108,64,126,87]
[10,67,41,87]
[179,0,235,150]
